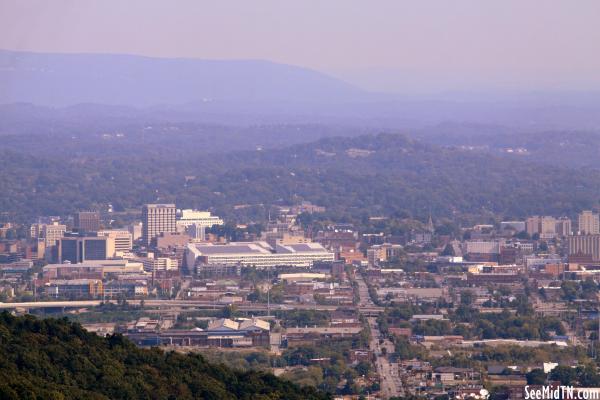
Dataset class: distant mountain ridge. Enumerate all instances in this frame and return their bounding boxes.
[0,49,365,107]
[4,50,600,130]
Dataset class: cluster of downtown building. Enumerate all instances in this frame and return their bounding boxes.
[0,202,350,356]
[357,210,600,320]
[5,207,600,300]
[463,211,600,267]
[6,203,600,395]
[1,203,334,300]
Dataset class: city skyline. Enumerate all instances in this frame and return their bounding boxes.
[1,1,600,398]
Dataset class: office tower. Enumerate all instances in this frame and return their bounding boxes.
[526,216,557,238]
[96,230,133,255]
[556,217,572,237]
[540,216,557,239]
[30,222,67,247]
[128,222,143,241]
[185,223,206,240]
[142,204,177,245]
[43,222,67,246]
[74,211,100,232]
[578,210,599,234]
[58,236,115,263]
[525,216,541,236]
[34,238,46,260]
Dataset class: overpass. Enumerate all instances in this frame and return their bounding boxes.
[0,300,104,309]
[0,300,383,313]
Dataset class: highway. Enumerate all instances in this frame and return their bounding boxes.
[0,300,105,309]
[368,317,402,399]
[355,273,401,399]
[0,299,383,313]
[0,299,328,311]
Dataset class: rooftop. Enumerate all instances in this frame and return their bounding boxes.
[192,242,272,255]
[190,241,331,255]
[207,318,270,332]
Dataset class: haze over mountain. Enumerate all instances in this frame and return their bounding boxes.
[2,49,600,131]
[0,49,366,107]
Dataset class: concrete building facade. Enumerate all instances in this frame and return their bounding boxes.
[578,211,600,235]
[142,204,177,245]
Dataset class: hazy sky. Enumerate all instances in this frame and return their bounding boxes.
[1,0,599,93]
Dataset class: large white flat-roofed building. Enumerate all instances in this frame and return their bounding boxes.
[177,209,224,229]
[186,241,334,268]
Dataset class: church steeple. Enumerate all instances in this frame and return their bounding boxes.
[427,213,434,233]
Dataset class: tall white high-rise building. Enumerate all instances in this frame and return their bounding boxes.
[578,210,599,235]
[556,217,572,237]
[142,204,177,245]
[30,221,67,247]
[539,216,557,239]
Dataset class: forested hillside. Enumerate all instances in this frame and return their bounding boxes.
[417,126,600,169]
[0,312,330,400]
[1,133,600,223]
